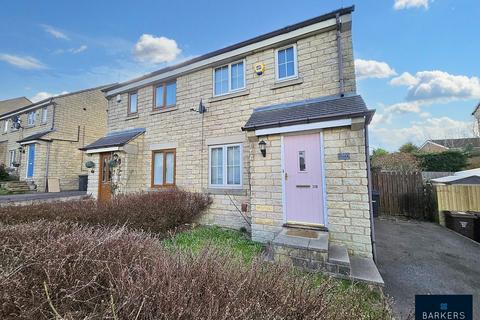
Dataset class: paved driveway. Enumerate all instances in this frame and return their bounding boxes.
[374,218,480,319]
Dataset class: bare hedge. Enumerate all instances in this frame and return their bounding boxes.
[0,189,211,234]
[0,221,391,319]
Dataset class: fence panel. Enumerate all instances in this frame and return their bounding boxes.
[436,185,480,212]
[372,171,435,220]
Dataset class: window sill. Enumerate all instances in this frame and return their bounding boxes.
[125,114,139,120]
[204,188,247,196]
[271,77,303,90]
[209,89,249,103]
[25,125,35,129]
[150,107,178,115]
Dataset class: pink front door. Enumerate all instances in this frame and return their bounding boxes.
[284,133,324,226]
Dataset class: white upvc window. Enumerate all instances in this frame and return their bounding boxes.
[3,120,8,133]
[27,111,35,126]
[8,150,16,167]
[209,143,242,188]
[41,107,48,124]
[213,60,246,96]
[275,44,298,81]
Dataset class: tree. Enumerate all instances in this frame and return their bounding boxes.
[399,142,419,154]
[416,151,468,172]
[371,152,421,172]
[372,148,389,158]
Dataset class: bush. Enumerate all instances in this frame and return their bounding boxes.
[0,189,212,235]
[0,164,8,180]
[371,152,421,172]
[0,221,392,319]
[416,151,468,172]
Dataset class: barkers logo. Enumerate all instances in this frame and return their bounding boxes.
[415,295,472,320]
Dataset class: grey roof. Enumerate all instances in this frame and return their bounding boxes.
[103,6,355,95]
[17,130,54,143]
[429,138,480,149]
[80,128,145,151]
[0,84,114,119]
[0,97,32,115]
[242,94,374,131]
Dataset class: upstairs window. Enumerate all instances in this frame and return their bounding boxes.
[214,60,245,96]
[276,45,297,81]
[41,107,48,124]
[154,81,176,110]
[128,92,138,114]
[27,111,35,126]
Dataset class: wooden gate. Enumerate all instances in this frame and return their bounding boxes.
[372,171,436,220]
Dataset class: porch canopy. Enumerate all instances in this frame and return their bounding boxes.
[242,93,374,135]
[17,129,54,145]
[80,128,145,153]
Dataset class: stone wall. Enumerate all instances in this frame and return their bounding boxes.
[323,127,372,257]
[100,26,357,231]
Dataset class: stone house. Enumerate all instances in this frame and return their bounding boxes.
[419,138,480,154]
[82,6,380,279]
[0,97,32,160]
[0,86,108,191]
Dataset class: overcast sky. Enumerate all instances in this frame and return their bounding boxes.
[0,0,479,151]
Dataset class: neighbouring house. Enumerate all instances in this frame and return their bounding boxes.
[0,97,32,162]
[81,6,377,265]
[419,138,480,154]
[0,86,109,191]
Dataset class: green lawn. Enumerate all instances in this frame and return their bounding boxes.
[0,188,11,195]
[165,225,390,318]
[164,225,263,263]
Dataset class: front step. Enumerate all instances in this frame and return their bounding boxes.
[269,227,384,286]
[3,181,36,193]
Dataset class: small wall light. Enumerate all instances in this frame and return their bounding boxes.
[258,140,267,157]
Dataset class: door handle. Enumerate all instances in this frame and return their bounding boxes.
[296,185,311,188]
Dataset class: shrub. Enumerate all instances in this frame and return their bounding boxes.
[0,189,212,235]
[0,164,8,180]
[0,221,392,319]
[416,150,468,172]
[371,152,421,172]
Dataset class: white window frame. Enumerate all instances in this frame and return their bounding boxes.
[41,107,48,124]
[212,59,246,97]
[3,120,8,133]
[275,44,298,82]
[8,150,16,168]
[208,143,243,188]
[27,111,35,126]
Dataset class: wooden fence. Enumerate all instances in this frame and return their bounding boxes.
[372,171,436,220]
[436,185,480,212]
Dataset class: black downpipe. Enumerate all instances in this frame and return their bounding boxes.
[336,13,345,97]
[365,125,377,261]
